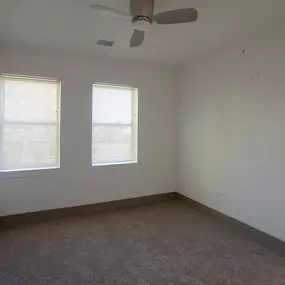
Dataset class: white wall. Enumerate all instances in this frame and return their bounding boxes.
[3,24,285,244]
[179,24,285,241]
[0,46,177,216]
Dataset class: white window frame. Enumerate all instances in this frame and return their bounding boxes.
[0,74,61,178]
[92,83,138,166]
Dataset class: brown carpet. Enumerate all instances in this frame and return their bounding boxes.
[0,200,285,285]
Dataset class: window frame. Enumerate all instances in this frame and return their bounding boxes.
[0,73,61,178]
[92,83,138,166]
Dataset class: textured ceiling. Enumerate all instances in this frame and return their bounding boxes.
[0,0,285,64]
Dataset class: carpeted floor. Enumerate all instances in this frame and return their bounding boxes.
[0,200,285,285]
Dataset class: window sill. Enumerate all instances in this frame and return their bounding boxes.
[92,161,138,167]
[0,166,60,179]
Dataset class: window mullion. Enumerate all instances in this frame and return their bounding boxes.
[92,122,131,127]
[3,121,57,126]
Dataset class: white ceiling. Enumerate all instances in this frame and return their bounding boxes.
[1,0,285,64]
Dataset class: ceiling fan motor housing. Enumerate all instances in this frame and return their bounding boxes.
[130,0,154,22]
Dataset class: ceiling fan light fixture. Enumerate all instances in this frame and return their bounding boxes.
[132,17,152,32]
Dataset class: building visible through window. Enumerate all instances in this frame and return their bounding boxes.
[0,74,60,171]
[92,84,138,165]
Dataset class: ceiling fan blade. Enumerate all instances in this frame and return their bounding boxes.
[130,29,145,47]
[90,4,132,20]
[153,8,198,24]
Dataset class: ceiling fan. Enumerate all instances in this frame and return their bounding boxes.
[90,0,198,47]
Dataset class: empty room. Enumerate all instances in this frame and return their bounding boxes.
[1,0,285,284]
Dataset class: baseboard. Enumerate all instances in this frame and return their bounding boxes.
[2,191,285,256]
[175,193,285,256]
[0,192,175,229]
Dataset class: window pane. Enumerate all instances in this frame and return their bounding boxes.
[4,78,58,123]
[92,126,133,164]
[92,86,132,124]
[2,125,58,170]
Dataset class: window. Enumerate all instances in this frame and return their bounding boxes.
[0,74,60,172]
[92,84,138,165]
